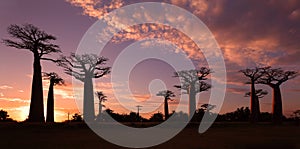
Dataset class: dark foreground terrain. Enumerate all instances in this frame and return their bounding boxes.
[0,122,299,149]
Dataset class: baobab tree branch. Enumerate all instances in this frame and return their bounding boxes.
[40,57,61,63]
[196,81,211,92]
[245,89,268,98]
[2,39,29,49]
[94,69,110,78]
[58,53,111,81]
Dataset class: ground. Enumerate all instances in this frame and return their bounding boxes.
[0,122,299,149]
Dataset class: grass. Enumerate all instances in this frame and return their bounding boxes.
[0,122,299,149]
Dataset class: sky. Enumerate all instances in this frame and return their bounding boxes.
[0,0,299,122]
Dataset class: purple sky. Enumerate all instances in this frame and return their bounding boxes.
[0,0,299,121]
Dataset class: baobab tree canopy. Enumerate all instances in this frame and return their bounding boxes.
[59,53,110,81]
[3,24,61,59]
[156,90,175,100]
[258,67,298,86]
[174,68,212,94]
[43,72,64,86]
[239,67,267,83]
[2,24,60,122]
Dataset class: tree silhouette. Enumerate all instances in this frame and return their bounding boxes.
[258,67,298,123]
[292,110,300,119]
[71,113,83,122]
[95,91,107,120]
[169,111,188,122]
[43,72,64,123]
[244,89,268,122]
[201,103,216,112]
[240,67,266,123]
[58,53,110,121]
[192,104,216,122]
[0,110,9,121]
[292,110,300,125]
[174,68,212,119]
[2,24,61,122]
[156,90,175,120]
[217,107,250,121]
[149,112,164,122]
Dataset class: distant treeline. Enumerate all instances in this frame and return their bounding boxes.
[1,108,299,124]
[68,107,300,123]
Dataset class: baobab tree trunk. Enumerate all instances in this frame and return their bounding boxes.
[272,85,283,124]
[189,85,196,120]
[83,76,95,122]
[28,54,45,122]
[255,95,260,118]
[46,82,54,123]
[98,101,102,117]
[250,82,260,123]
[164,98,169,120]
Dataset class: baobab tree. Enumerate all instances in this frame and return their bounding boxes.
[245,89,268,121]
[258,67,298,123]
[95,91,107,120]
[59,53,110,122]
[43,72,64,123]
[156,90,175,120]
[2,24,61,122]
[240,67,266,123]
[174,68,212,119]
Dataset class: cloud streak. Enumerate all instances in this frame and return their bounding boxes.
[0,85,13,90]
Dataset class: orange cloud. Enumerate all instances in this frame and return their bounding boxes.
[66,0,124,19]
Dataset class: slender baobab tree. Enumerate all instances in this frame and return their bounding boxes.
[59,53,110,122]
[2,24,61,122]
[95,91,107,120]
[240,67,266,123]
[258,67,297,123]
[245,89,268,121]
[43,72,64,123]
[156,90,175,120]
[174,68,212,119]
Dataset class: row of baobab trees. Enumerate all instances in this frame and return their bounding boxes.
[2,24,298,124]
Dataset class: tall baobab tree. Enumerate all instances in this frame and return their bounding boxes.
[59,53,110,122]
[95,91,107,120]
[174,68,212,119]
[258,67,298,123]
[240,67,266,123]
[2,24,60,122]
[245,89,268,121]
[156,90,175,120]
[43,72,64,123]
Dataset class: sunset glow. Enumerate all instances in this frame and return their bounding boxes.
[0,0,299,122]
